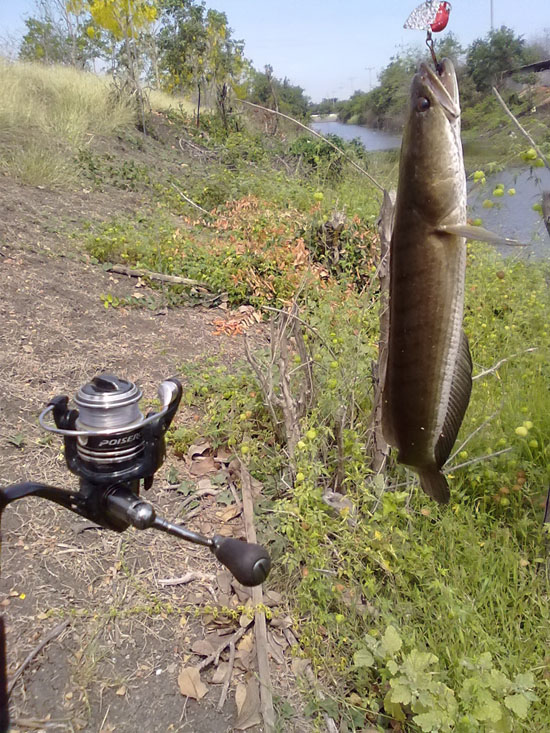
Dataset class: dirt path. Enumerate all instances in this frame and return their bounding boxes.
[0,180,303,732]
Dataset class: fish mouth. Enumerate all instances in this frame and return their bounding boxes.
[418,59,460,119]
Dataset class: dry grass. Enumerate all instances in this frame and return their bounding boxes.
[148,87,195,115]
[0,59,136,185]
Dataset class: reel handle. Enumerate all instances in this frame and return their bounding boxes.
[211,536,271,587]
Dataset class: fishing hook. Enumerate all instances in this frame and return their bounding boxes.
[425,31,442,74]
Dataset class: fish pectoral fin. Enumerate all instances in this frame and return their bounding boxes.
[435,330,473,470]
[437,224,527,247]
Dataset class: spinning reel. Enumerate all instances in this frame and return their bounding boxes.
[1,374,271,587]
[0,374,271,731]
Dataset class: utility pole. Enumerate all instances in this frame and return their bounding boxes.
[490,0,494,30]
[365,66,375,90]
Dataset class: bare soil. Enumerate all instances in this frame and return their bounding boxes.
[0,157,306,732]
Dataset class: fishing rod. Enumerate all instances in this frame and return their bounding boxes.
[0,373,271,730]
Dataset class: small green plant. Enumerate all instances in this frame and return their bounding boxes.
[353,626,537,732]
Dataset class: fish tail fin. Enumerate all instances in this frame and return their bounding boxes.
[418,468,450,505]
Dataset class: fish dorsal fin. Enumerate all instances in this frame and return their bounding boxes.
[437,224,527,247]
[434,330,473,469]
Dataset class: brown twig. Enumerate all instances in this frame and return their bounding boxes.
[240,462,275,732]
[104,263,210,289]
[216,639,235,711]
[196,626,247,671]
[8,620,70,697]
[157,571,216,587]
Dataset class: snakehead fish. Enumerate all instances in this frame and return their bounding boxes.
[382,59,472,504]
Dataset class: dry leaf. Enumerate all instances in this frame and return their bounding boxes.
[196,477,214,491]
[234,679,261,730]
[177,666,208,700]
[214,447,233,464]
[267,634,285,665]
[190,456,217,476]
[237,631,254,653]
[291,658,310,676]
[211,662,229,684]
[217,570,232,594]
[218,504,242,523]
[115,686,126,696]
[239,611,254,629]
[188,441,211,459]
[231,582,252,603]
[264,590,283,607]
[270,615,293,629]
[234,650,254,671]
[191,639,217,657]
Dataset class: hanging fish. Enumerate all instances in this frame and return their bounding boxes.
[404,1,452,32]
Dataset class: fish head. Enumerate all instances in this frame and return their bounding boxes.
[402,58,465,221]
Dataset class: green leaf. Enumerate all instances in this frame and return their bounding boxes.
[472,697,502,722]
[413,709,447,732]
[384,690,406,722]
[7,432,25,448]
[353,648,374,668]
[387,659,399,675]
[389,681,412,705]
[216,489,234,505]
[381,625,402,656]
[504,694,530,719]
[167,466,180,485]
[177,479,195,496]
[513,672,535,690]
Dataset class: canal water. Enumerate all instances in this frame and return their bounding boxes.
[311,119,549,257]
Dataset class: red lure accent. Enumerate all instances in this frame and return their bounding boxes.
[430,2,451,32]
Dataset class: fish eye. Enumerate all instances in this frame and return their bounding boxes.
[417,97,430,112]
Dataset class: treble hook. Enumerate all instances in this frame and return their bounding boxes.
[426,31,442,74]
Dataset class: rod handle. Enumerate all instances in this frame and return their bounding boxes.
[211,536,271,587]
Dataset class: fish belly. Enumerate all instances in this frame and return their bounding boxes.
[382,225,466,470]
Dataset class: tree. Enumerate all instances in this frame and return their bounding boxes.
[466,26,527,91]
[19,0,100,67]
[69,0,158,128]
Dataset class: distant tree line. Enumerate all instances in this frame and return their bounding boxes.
[311,27,550,131]
[15,0,311,125]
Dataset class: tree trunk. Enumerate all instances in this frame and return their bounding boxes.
[368,189,395,473]
[196,84,201,127]
[543,192,550,240]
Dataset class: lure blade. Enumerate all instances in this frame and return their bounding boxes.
[404,1,451,32]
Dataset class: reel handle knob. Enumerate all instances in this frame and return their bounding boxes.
[211,536,271,587]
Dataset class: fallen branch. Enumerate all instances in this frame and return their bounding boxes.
[473,348,537,381]
[171,182,213,217]
[236,98,385,193]
[446,412,499,466]
[446,447,513,474]
[492,86,550,170]
[8,620,70,697]
[104,263,210,289]
[216,639,235,711]
[197,626,247,672]
[240,462,275,733]
[158,571,216,587]
[178,136,218,159]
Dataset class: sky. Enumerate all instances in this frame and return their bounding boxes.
[1,0,548,101]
